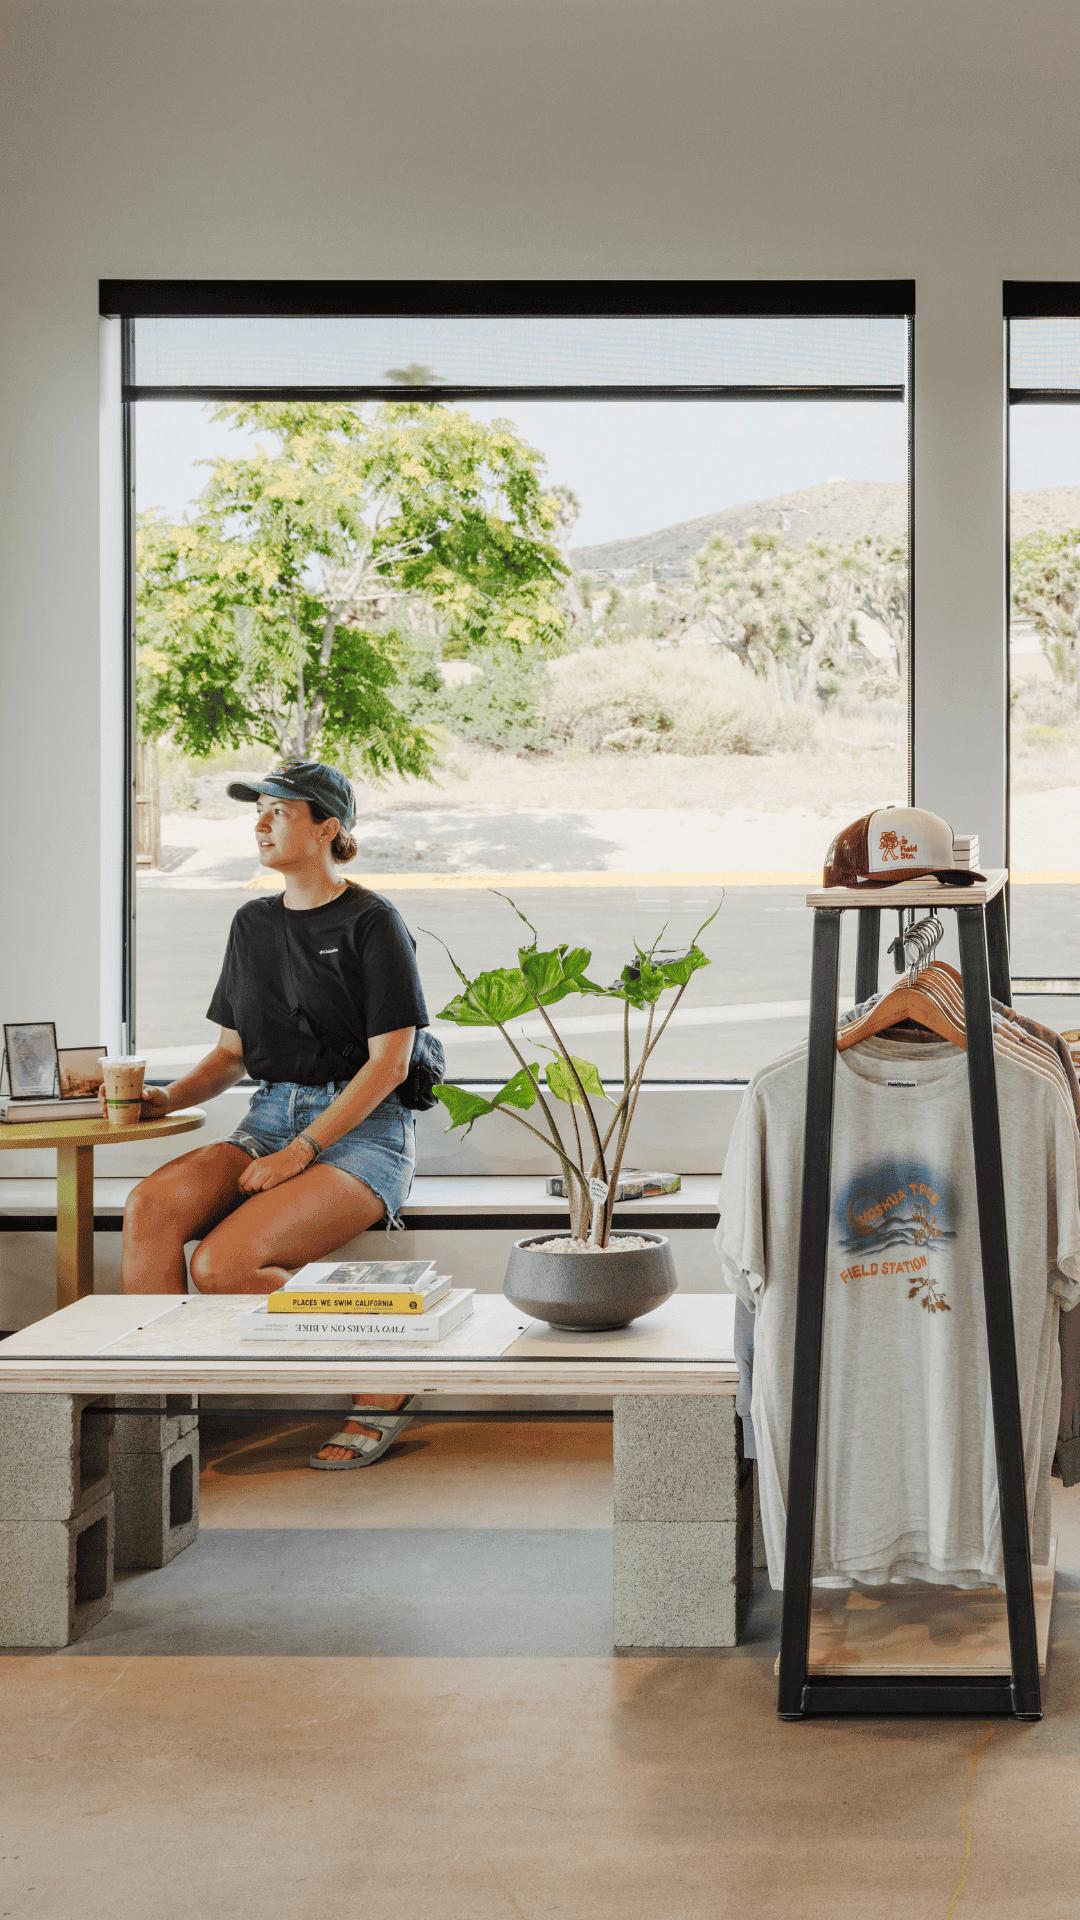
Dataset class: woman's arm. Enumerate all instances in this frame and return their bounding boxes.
[238,1027,415,1195]
[99,1029,246,1120]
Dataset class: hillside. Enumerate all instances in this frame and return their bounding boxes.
[569,480,1080,578]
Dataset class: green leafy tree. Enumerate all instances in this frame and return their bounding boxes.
[137,401,569,768]
[1012,530,1080,707]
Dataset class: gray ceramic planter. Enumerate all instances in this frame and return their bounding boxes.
[503,1231,678,1331]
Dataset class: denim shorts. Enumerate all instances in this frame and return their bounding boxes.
[229,1081,416,1229]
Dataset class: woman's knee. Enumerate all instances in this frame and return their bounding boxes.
[123,1173,177,1242]
[188,1235,243,1294]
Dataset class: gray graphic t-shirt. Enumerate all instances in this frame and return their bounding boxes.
[716,1036,1080,1590]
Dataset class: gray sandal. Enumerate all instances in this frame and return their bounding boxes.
[308,1399,417,1471]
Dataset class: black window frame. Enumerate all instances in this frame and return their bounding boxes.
[1004,283,1080,996]
[102,278,916,1050]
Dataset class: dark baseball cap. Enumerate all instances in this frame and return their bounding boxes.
[227,760,357,831]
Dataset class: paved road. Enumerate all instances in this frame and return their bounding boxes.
[135,880,1080,1081]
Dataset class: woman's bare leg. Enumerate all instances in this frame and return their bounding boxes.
[187,1164,385,1290]
[186,1167,407,1462]
[121,1144,252,1294]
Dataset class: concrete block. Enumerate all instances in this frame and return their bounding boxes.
[613,1520,740,1647]
[114,1427,199,1570]
[613,1394,738,1523]
[115,1393,198,1453]
[0,1492,114,1646]
[0,1395,114,1521]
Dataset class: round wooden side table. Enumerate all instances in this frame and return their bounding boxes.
[0,1110,205,1309]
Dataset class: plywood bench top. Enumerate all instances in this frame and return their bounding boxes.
[0,1290,738,1397]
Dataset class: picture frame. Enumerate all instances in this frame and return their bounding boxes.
[3,1022,60,1099]
[57,1046,107,1100]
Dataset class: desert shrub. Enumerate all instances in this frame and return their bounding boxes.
[1011,678,1079,726]
[543,639,818,756]
[1022,723,1069,750]
[395,644,550,751]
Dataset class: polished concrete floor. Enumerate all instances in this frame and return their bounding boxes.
[3,1411,1080,1919]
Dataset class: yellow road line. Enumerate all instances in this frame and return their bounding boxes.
[247,869,819,891]
[245,867,1080,891]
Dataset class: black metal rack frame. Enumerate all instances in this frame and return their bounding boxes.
[777,886,1043,1720]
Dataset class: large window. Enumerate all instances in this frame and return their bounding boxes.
[105,284,914,1086]
[1007,293,1080,1033]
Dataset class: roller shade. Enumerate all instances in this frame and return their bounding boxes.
[1011,317,1080,397]
[104,285,911,398]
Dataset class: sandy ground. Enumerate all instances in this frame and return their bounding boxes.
[151,740,1080,882]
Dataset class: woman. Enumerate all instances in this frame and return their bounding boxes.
[118,759,428,1470]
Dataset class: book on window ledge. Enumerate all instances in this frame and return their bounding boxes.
[544,1170,681,1202]
[268,1259,443,1314]
[241,1287,474,1342]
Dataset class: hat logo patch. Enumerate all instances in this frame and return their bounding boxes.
[879,829,917,864]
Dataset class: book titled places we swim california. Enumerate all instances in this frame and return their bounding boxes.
[243,1259,474,1342]
[241,1285,474,1342]
[267,1260,448,1314]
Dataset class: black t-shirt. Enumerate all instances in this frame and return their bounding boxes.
[206,886,430,1086]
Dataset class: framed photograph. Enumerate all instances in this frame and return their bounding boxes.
[57,1046,107,1100]
[3,1022,59,1099]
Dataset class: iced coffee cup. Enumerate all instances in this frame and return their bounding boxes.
[101,1056,147,1127]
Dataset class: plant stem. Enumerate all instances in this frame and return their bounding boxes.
[495,1024,590,1231]
[599,980,691,1239]
[527,993,607,1185]
[489,1107,590,1235]
[603,1003,655,1243]
[568,1089,585,1182]
[638,979,689,1064]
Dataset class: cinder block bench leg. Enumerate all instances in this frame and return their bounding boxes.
[114,1396,199,1570]
[0,1394,115,1646]
[612,1393,751,1649]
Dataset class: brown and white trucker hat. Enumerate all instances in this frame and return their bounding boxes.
[823,807,986,888]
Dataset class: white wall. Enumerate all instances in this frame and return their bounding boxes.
[2,0,1080,1030]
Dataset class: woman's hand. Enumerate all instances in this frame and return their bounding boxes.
[238,1139,315,1195]
[96,1084,170,1122]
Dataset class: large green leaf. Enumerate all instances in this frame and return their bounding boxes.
[490,1065,541,1111]
[654,944,712,987]
[559,946,594,983]
[544,1056,609,1108]
[432,1084,497,1131]
[519,948,568,1000]
[437,966,535,1027]
[436,991,491,1029]
[433,1065,540,1134]
[464,968,536,1024]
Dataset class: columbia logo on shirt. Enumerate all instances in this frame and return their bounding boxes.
[320,948,339,955]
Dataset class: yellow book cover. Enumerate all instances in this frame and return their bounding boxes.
[268,1289,439,1314]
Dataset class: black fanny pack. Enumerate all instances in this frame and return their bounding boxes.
[273,899,445,1111]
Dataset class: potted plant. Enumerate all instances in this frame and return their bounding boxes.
[429,896,718,1330]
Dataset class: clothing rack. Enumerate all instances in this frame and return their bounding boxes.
[777,870,1043,1720]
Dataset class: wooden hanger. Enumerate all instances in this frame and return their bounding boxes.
[838,976,967,1052]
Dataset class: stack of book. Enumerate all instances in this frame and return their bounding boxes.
[240,1259,474,1341]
